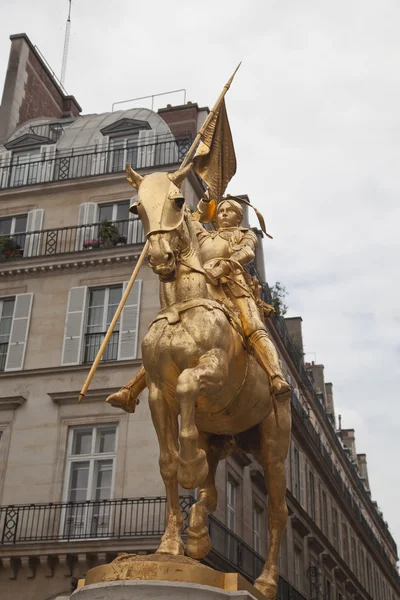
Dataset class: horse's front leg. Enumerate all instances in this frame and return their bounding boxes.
[148,382,184,555]
[186,432,225,559]
[176,350,224,489]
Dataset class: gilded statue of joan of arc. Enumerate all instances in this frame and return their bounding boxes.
[107,196,290,412]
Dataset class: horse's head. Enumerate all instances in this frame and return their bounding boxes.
[127,164,192,281]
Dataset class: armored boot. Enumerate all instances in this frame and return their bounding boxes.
[106,364,147,413]
[249,330,291,401]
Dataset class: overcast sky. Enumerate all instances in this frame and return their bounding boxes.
[1,0,399,556]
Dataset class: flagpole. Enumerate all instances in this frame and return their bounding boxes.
[180,62,241,168]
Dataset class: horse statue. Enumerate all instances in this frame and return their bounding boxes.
[123,164,291,600]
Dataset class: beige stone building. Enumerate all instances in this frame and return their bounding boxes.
[0,33,398,600]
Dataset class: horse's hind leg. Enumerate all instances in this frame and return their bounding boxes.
[148,383,184,555]
[254,402,291,600]
[176,350,224,489]
[186,432,225,559]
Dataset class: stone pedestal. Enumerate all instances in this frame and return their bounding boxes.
[71,580,261,600]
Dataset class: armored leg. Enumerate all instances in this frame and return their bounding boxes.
[249,330,291,400]
[106,364,147,412]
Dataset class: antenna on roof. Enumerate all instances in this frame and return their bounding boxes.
[60,0,72,86]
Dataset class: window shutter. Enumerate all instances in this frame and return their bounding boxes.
[0,150,12,189]
[61,287,88,365]
[5,293,33,371]
[26,209,44,257]
[299,451,306,509]
[76,202,98,250]
[118,280,141,361]
[137,130,155,169]
[91,136,109,175]
[39,144,56,182]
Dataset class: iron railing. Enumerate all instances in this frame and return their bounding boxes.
[0,342,8,371]
[0,218,145,262]
[0,134,192,190]
[0,496,307,600]
[83,331,119,364]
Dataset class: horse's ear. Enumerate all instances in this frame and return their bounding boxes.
[126,163,143,190]
[168,163,193,187]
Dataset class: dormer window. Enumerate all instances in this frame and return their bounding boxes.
[10,149,42,187]
[100,118,152,173]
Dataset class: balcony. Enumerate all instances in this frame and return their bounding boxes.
[83,331,119,364]
[0,218,146,263]
[0,496,308,600]
[0,134,192,190]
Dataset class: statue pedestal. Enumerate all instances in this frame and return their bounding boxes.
[68,554,271,600]
[71,580,262,600]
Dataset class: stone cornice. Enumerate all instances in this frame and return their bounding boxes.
[49,388,119,405]
[0,396,26,410]
[0,358,141,379]
[0,248,145,278]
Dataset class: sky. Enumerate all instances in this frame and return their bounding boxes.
[1,0,400,555]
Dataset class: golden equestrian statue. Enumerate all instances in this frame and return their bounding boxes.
[79,70,292,600]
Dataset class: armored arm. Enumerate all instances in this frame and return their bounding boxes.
[229,230,258,267]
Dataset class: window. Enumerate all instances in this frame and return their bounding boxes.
[10,150,41,187]
[253,503,263,555]
[321,489,329,536]
[84,286,123,363]
[332,507,339,550]
[293,446,300,501]
[294,546,303,591]
[109,136,139,172]
[308,470,316,520]
[0,298,15,371]
[227,476,237,532]
[351,536,358,576]
[98,200,132,244]
[342,521,349,563]
[63,425,117,538]
[0,214,27,257]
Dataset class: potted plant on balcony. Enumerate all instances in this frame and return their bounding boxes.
[0,236,20,261]
[83,239,102,250]
[98,219,119,248]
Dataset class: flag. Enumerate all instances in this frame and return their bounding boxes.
[193,99,237,203]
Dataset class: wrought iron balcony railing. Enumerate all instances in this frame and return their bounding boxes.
[0,218,145,263]
[0,496,307,600]
[0,134,192,190]
[83,331,119,364]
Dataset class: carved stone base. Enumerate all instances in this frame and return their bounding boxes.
[77,554,270,599]
[71,580,262,600]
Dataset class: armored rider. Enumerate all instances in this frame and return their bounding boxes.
[107,197,291,412]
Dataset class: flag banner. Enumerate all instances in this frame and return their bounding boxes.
[193,99,237,202]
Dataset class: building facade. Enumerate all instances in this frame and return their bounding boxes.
[0,33,398,600]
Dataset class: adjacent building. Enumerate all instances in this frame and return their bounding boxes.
[0,33,398,600]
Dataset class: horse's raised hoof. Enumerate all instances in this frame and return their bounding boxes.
[254,574,278,600]
[177,449,208,489]
[186,528,212,559]
[156,537,184,556]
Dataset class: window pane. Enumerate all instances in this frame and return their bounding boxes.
[87,306,104,330]
[68,461,89,501]
[99,205,113,222]
[106,286,122,329]
[72,429,92,455]
[1,298,15,318]
[116,201,130,221]
[96,427,116,453]
[93,459,113,500]
[89,288,105,307]
[14,215,28,233]
[0,219,12,235]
